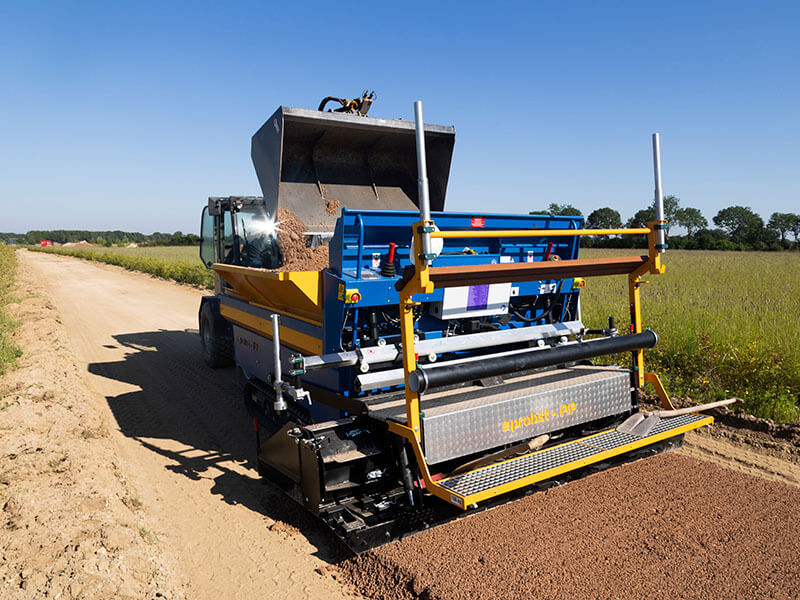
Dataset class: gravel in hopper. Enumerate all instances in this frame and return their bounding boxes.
[273,207,330,272]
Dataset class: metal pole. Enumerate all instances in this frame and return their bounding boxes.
[414,100,433,264]
[652,133,665,253]
[271,313,287,411]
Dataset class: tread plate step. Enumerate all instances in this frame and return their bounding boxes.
[439,413,708,498]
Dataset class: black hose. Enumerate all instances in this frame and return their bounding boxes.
[511,280,565,324]
[408,330,658,393]
[512,297,556,324]
[317,96,347,112]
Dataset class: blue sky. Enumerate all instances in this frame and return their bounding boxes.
[1,1,798,234]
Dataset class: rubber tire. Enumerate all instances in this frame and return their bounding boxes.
[199,302,235,368]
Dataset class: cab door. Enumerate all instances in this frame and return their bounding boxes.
[200,206,237,267]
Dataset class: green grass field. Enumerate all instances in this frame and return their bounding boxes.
[29,244,800,422]
[0,246,22,375]
[580,249,800,422]
[29,245,213,288]
[68,244,201,262]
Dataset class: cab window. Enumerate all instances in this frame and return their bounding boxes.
[222,211,235,263]
[199,206,215,267]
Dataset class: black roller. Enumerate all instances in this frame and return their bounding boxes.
[408,330,658,393]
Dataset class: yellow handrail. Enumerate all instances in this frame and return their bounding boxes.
[430,227,650,239]
[389,218,667,510]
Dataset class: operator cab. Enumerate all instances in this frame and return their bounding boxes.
[200,196,282,269]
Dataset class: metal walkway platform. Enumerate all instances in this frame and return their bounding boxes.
[436,413,712,506]
[368,365,633,464]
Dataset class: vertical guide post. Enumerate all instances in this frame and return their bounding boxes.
[400,296,422,440]
[271,313,287,411]
[652,133,665,254]
[414,101,433,265]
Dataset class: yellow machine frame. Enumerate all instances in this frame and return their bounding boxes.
[388,219,689,509]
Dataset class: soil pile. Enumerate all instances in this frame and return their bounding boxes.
[326,198,341,215]
[275,207,330,272]
[642,395,800,463]
[339,452,800,600]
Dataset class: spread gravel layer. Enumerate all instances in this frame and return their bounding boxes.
[340,452,800,600]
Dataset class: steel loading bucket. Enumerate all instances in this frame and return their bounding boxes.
[251,106,456,232]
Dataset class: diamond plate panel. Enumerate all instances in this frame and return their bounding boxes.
[439,413,707,497]
[584,413,707,450]
[649,413,707,434]
[422,369,631,464]
[441,442,601,496]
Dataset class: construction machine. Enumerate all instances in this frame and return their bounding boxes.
[198,95,720,552]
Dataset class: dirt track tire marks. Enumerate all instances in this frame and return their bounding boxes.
[20,251,359,600]
[680,431,800,487]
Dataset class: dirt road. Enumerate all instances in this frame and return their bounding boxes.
[7,250,800,600]
[13,250,360,599]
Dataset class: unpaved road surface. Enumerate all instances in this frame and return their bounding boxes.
[342,451,800,599]
[6,251,360,599]
[5,250,800,600]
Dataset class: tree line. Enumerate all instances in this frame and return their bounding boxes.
[0,230,199,246]
[532,200,800,251]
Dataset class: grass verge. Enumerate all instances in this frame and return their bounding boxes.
[0,245,22,374]
[28,246,213,289]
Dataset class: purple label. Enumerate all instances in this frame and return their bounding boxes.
[467,285,490,311]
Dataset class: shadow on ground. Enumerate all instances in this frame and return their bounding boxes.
[88,329,349,563]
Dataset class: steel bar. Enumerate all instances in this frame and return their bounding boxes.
[300,320,585,372]
[428,256,649,288]
[356,341,581,391]
[430,227,650,239]
[414,100,433,265]
[652,133,665,253]
[301,352,359,371]
[409,330,658,393]
[271,313,287,411]
[358,320,583,367]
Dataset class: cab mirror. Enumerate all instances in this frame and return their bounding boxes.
[208,197,222,216]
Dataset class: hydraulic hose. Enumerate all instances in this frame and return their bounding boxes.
[317,96,347,112]
[408,330,658,393]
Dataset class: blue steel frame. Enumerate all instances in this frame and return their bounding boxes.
[317,209,584,396]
